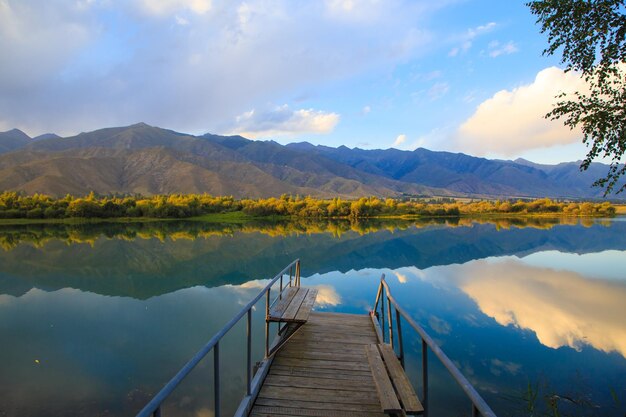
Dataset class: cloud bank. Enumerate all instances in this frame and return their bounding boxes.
[0,0,440,136]
[459,259,626,357]
[393,252,626,358]
[226,105,340,138]
[454,67,588,156]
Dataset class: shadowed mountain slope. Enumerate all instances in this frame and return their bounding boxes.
[0,129,31,154]
[0,124,440,197]
[0,123,620,198]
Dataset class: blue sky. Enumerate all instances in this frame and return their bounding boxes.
[0,0,594,163]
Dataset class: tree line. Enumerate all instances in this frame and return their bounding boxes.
[0,192,617,220]
[0,216,607,251]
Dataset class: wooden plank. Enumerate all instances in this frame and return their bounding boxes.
[365,344,402,414]
[278,349,366,363]
[294,289,318,322]
[307,314,372,325]
[296,323,374,336]
[303,322,376,334]
[370,311,384,344]
[273,357,371,372]
[310,311,365,319]
[258,385,380,405]
[269,287,299,321]
[282,287,309,322]
[253,397,383,413]
[270,366,374,382]
[283,339,373,353]
[263,374,376,392]
[250,405,386,417]
[378,344,424,414]
[291,326,378,346]
[290,328,377,339]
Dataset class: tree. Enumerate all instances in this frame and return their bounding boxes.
[527,0,626,194]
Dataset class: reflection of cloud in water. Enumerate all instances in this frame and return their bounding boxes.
[0,294,16,306]
[195,408,215,417]
[236,279,270,289]
[490,358,521,376]
[428,315,451,335]
[457,259,626,357]
[312,285,341,307]
[225,280,340,307]
[518,250,626,282]
[394,271,408,284]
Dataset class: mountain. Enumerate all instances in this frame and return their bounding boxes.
[0,123,620,199]
[32,133,62,141]
[287,143,617,199]
[2,220,626,299]
[0,128,31,153]
[0,123,441,198]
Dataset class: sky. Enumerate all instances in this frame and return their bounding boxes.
[0,0,597,164]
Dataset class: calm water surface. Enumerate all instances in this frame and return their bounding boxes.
[0,218,625,417]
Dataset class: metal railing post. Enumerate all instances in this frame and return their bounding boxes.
[422,339,428,417]
[473,404,480,417]
[279,274,283,299]
[265,289,270,358]
[373,281,383,313]
[152,407,161,417]
[387,295,393,349]
[380,289,385,343]
[214,342,220,417]
[295,261,300,286]
[246,309,252,396]
[395,308,404,368]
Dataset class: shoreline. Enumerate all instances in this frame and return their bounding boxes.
[0,211,620,226]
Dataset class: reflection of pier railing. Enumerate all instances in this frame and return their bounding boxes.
[136,259,301,417]
[372,275,497,417]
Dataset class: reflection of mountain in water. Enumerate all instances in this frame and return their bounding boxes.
[0,219,625,299]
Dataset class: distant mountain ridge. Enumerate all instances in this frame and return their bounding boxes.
[0,123,619,199]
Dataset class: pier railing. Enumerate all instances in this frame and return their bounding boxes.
[372,275,497,417]
[136,259,301,417]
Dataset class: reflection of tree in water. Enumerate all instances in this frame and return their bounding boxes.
[0,216,601,250]
[504,372,626,417]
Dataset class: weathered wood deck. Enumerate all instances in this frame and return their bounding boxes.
[249,311,388,417]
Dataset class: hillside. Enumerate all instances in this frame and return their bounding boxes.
[0,123,619,199]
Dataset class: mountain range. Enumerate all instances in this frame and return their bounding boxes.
[0,123,617,199]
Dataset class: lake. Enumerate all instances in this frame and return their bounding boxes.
[0,217,625,417]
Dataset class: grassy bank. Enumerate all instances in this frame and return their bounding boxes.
[0,192,618,222]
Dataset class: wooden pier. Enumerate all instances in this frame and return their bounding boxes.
[250,312,386,417]
[136,260,497,417]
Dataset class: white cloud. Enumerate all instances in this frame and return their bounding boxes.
[324,0,386,22]
[454,66,588,156]
[428,81,450,100]
[362,105,371,114]
[487,40,518,58]
[392,134,407,147]
[227,105,340,138]
[175,15,189,25]
[138,0,212,15]
[0,0,442,136]
[0,0,94,91]
[448,21,496,57]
